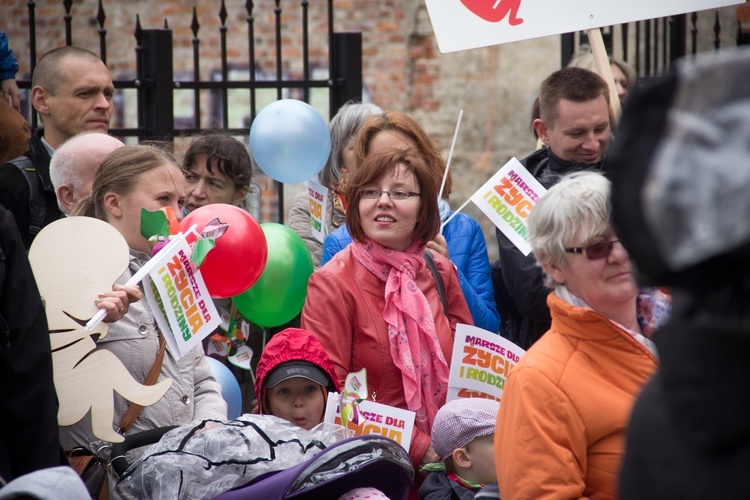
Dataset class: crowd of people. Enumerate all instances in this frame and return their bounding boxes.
[0,27,746,500]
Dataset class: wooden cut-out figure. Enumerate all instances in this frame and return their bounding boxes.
[29,217,171,443]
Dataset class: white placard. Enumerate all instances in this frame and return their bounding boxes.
[143,237,221,359]
[447,324,526,403]
[307,180,329,243]
[323,393,415,452]
[470,157,545,256]
[425,0,744,53]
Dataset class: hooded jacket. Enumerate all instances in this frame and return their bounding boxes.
[255,328,341,416]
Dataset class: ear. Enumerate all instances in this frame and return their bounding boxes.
[542,259,567,286]
[533,118,549,145]
[57,185,77,214]
[103,192,122,219]
[31,86,51,115]
[232,187,249,207]
[452,447,472,470]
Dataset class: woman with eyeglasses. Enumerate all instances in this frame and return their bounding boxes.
[494,171,670,499]
[301,148,473,475]
[321,110,500,333]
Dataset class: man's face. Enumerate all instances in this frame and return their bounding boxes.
[38,56,114,148]
[535,94,611,164]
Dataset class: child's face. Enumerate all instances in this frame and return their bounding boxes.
[267,377,325,431]
[466,433,497,484]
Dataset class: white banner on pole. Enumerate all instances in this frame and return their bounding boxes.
[425,0,744,53]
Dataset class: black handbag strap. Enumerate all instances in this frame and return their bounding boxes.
[424,250,448,317]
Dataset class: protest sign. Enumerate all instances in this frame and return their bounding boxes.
[143,236,220,359]
[307,179,329,243]
[324,393,415,452]
[470,157,545,256]
[446,324,526,403]
[425,0,744,53]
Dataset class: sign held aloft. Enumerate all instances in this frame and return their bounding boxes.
[425,0,745,53]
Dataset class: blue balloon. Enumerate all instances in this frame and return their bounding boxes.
[249,99,331,184]
[206,356,243,420]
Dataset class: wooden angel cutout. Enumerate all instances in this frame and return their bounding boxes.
[28,217,171,443]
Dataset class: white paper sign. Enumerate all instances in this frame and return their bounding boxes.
[425,0,744,53]
[447,324,526,403]
[471,157,545,256]
[307,180,329,243]
[323,393,415,452]
[143,237,221,359]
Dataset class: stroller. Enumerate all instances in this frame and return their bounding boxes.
[214,434,414,499]
[111,417,413,499]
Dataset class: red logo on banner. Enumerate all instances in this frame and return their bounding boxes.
[460,0,524,25]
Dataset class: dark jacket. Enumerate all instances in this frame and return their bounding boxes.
[493,147,603,349]
[419,472,477,500]
[0,129,63,249]
[0,206,66,483]
[255,328,341,416]
[620,288,750,499]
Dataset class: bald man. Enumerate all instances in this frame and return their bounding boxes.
[50,132,124,215]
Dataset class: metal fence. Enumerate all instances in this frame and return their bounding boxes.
[562,9,747,78]
[16,0,363,222]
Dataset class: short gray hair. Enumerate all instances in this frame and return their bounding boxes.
[527,171,611,287]
[318,101,383,189]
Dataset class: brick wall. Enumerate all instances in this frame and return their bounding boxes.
[3,0,743,259]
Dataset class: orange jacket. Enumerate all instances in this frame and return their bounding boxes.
[495,292,658,499]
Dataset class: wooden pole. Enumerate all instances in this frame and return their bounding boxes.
[587,28,622,129]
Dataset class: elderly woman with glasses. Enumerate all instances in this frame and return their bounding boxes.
[301,148,473,472]
[494,171,669,499]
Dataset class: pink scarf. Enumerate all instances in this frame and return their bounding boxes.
[350,239,450,433]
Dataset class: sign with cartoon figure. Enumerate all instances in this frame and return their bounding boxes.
[425,0,744,53]
[446,323,526,403]
[29,217,172,444]
[470,157,545,256]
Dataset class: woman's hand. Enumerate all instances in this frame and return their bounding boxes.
[96,284,143,323]
[425,234,450,260]
[419,442,440,476]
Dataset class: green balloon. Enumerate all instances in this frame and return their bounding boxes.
[232,223,314,327]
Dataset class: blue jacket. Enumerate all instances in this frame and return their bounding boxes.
[0,32,19,81]
[321,211,500,333]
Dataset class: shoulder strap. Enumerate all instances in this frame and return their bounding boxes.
[8,156,46,237]
[118,334,167,433]
[424,250,448,317]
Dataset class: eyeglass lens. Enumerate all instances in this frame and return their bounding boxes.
[585,241,615,260]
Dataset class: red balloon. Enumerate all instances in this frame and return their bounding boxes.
[180,204,268,298]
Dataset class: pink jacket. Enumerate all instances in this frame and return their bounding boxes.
[301,247,473,468]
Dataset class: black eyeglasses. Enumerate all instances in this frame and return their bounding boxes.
[359,188,421,201]
[565,239,620,260]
